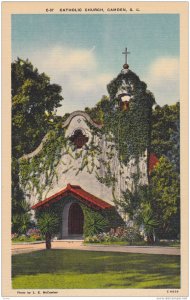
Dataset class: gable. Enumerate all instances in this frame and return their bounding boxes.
[20,111,101,160]
[19,110,149,208]
[31,184,113,210]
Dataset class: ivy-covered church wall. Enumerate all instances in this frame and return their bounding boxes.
[19,69,154,212]
[19,125,69,203]
[106,70,155,164]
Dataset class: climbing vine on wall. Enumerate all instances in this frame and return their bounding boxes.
[86,70,155,165]
[83,70,155,200]
[19,119,115,201]
[19,126,69,200]
[19,69,154,203]
[106,70,155,164]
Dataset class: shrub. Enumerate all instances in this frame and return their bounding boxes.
[11,233,18,240]
[18,235,28,242]
[12,213,31,235]
[82,206,124,237]
[120,227,142,245]
[26,228,43,240]
[12,228,44,242]
[82,207,109,237]
[84,226,143,244]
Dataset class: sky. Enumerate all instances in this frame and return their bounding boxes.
[12,14,179,115]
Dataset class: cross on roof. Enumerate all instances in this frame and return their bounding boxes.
[122,47,130,64]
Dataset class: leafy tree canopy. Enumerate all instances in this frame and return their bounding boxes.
[85,95,110,124]
[151,102,180,172]
[11,58,63,228]
[37,212,59,249]
[118,156,180,240]
[12,58,63,158]
[150,156,180,238]
[37,212,59,235]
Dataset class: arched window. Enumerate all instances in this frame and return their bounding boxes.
[70,129,89,149]
[118,93,130,111]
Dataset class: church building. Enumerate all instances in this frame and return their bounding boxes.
[19,58,157,239]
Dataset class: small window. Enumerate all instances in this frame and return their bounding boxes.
[118,93,130,111]
[70,129,89,149]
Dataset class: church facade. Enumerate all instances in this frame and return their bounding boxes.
[19,64,156,239]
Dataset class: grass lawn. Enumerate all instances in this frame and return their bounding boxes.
[84,241,180,247]
[12,249,180,289]
[12,238,44,243]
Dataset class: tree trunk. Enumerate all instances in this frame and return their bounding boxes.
[45,232,51,249]
[147,233,154,245]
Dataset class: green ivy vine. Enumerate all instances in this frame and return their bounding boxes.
[106,71,154,164]
[19,69,155,205]
[19,126,69,200]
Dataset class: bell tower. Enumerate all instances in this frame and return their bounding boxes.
[115,47,133,111]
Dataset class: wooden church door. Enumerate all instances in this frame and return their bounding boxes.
[68,203,84,235]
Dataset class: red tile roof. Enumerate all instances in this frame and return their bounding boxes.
[31,184,112,210]
[148,153,159,173]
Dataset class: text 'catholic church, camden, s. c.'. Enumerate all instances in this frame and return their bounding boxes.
[19,57,158,239]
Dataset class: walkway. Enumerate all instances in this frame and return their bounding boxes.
[12,240,180,256]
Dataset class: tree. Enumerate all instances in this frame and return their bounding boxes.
[119,184,159,244]
[85,95,110,124]
[150,156,180,238]
[151,103,180,172]
[168,118,180,173]
[118,156,180,242]
[12,200,32,234]
[37,212,59,249]
[12,58,63,158]
[11,58,63,232]
[118,188,142,220]
[137,201,159,244]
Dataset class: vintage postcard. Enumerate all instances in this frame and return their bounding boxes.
[1,1,189,297]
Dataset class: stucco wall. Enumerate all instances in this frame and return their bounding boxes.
[24,112,148,207]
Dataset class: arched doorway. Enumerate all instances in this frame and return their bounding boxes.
[68,203,84,235]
